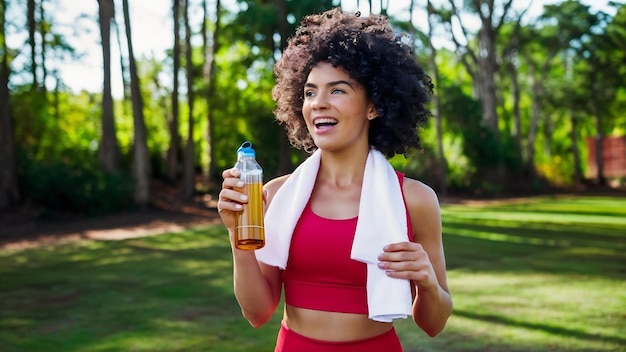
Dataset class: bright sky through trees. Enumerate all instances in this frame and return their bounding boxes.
[12,0,617,98]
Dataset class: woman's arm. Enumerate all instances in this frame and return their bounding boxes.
[231,245,282,327]
[377,178,452,336]
[218,169,288,328]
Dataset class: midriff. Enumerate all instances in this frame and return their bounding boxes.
[283,304,393,341]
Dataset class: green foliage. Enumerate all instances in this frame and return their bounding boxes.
[397,144,441,190]
[18,149,135,217]
[209,39,285,179]
[10,87,136,216]
[438,83,498,191]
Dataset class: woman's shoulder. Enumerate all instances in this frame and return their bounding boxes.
[264,174,292,205]
[401,176,442,242]
[401,176,440,215]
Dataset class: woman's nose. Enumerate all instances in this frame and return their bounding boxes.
[310,94,328,110]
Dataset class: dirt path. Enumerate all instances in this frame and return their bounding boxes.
[2,184,623,251]
[0,209,220,251]
[0,185,222,251]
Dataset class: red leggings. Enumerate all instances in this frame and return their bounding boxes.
[274,320,403,352]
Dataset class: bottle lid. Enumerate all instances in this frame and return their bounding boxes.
[237,141,256,157]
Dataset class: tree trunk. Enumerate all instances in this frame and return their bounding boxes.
[569,111,582,184]
[122,0,151,208]
[525,66,541,177]
[203,0,221,185]
[275,0,292,174]
[28,0,38,90]
[97,0,120,172]
[426,0,447,195]
[507,61,522,157]
[167,0,181,182]
[114,15,129,114]
[590,70,605,185]
[526,53,557,178]
[39,0,47,94]
[543,113,552,159]
[477,24,499,139]
[0,0,20,208]
[182,0,196,199]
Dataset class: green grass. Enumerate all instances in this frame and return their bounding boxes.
[1,195,624,351]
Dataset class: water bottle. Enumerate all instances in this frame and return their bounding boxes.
[233,141,265,250]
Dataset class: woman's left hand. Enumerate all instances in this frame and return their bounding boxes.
[377,242,439,291]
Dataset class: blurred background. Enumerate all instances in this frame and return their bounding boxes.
[0,0,624,219]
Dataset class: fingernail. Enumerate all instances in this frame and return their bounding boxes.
[236,181,244,187]
[235,204,242,209]
[240,195,248,201]
[377,262,385,269]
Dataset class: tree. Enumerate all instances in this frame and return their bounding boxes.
[167,0,181,182]
[97,0,121,172]
[579,4,626,185]
[497,5,531,175]
[425,0,448,195]
[0,0,20,209]
[202,0,221,184]
[122,0,151,208]
[525,1,597,178]
[27,0,38,90]
[182,0,196,199]
[38,0,47,94]
[444,0,519,140]
[427,0,530,188]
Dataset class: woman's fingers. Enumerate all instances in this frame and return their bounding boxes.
[377,242,437,284]
[222,167,241,179]
[218,189,247,211]
[217,168,247,227]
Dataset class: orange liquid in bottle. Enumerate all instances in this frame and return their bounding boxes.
[235,182,265,250]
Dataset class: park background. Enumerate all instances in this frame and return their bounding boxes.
[0,0,625,351]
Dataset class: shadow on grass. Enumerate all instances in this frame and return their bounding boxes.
[450,195,626,219]
[453,309,626,347]
[442,196,626,281]
[0,226,282,351]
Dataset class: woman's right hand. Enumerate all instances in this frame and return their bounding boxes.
[217,168,247,231]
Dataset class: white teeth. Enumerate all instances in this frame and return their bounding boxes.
[314,118,338,126]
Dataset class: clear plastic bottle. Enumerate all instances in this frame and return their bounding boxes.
[233,141,265,250]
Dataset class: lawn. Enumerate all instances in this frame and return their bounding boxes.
[0,195,624,351]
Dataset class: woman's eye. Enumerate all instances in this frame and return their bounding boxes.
[331,89,345,94]
[304,90,315,97]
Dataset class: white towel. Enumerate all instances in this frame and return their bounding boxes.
[256,148,413,322]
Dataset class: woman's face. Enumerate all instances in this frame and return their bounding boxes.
[302,62,376,152]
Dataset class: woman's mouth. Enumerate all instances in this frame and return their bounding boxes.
[313,118,338,132]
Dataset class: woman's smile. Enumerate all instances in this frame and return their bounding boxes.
[312,117,338,133]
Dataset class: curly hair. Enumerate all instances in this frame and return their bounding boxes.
[272,7,433,157]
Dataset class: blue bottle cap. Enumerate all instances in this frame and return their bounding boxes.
[237,141,256,157]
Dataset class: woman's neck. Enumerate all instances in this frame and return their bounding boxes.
[317,145,370,188]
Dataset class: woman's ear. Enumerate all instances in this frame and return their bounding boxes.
[367,105,378,120]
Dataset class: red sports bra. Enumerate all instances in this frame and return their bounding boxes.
[281,172,412,314]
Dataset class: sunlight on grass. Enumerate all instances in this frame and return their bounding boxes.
[439,271,626,351]
[1,195,624,351]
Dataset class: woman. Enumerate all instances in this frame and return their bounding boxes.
[217,7,452,351]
